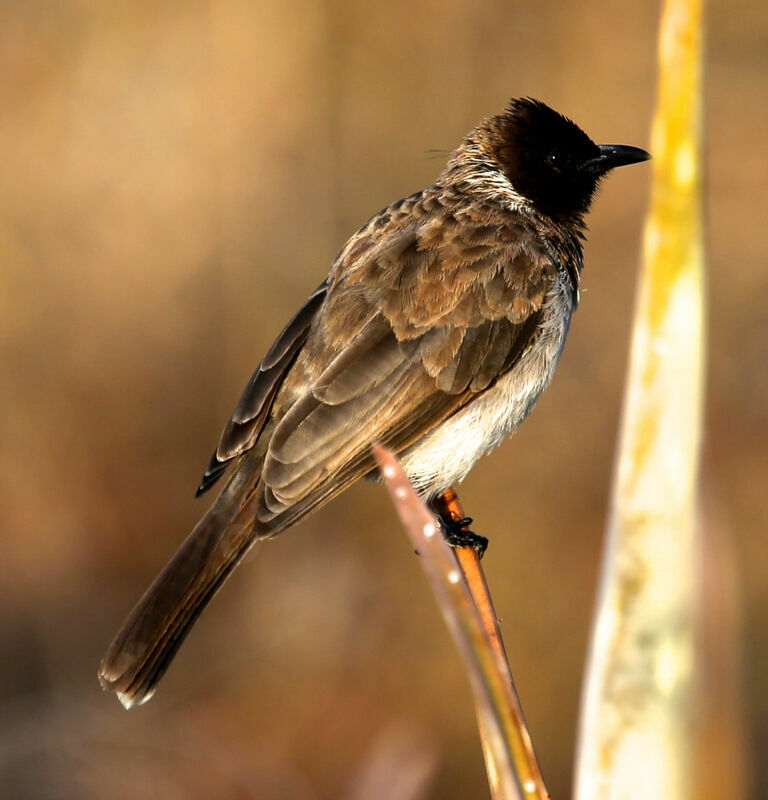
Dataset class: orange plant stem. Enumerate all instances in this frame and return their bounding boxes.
[434,489,510,670]
[434,487,547,797]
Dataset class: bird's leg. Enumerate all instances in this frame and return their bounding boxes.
[432,487,488,558]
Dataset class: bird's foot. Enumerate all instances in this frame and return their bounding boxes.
[439,516,488,559]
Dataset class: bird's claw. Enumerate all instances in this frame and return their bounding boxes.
[439,516,488,559]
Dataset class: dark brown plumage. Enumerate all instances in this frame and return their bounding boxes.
[99,98,649,707]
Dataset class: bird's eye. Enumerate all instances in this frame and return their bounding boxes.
[546,150,561,170]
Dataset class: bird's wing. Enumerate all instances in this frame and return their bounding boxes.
[195,281,328,496]
[251,190,559,529]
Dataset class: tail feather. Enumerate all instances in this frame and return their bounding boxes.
[99,475,260,708]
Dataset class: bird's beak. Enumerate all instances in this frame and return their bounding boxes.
[586,144,651,174]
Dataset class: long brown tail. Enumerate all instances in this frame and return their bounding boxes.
[98,464,261,708]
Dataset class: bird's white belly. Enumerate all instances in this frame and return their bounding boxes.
[399,278,574,496]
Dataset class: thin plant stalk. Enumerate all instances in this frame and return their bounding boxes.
[374,445,549,800]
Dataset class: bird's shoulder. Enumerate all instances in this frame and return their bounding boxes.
[321,184,559,345]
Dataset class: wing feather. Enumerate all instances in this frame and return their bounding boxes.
[198,189,560,533]
[195,282,327,497]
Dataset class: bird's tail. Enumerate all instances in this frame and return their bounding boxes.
[98,464,261,709]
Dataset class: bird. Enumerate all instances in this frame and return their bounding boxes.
[99,97,649,708]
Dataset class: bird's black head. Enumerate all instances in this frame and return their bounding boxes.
[490,98,649,220]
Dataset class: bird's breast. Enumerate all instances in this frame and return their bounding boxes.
[398,275,575,496]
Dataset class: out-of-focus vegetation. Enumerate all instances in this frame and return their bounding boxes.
[576,0,706,797]
[0,1,765,798]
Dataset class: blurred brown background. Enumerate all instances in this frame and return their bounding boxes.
[0,1,765,798]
